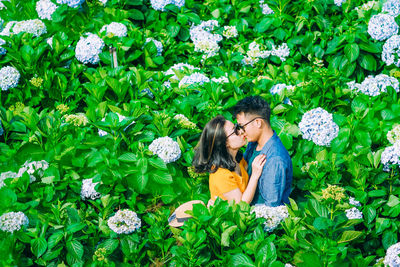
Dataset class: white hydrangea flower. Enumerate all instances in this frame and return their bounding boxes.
[211,75,229,84]
[347,74,399,96]
[0,171,17,188]
[75,33,105,64]
[101,22,128,38]
[222,26,238,39]
[149,136,181,163]
[190,20,222,59]
[46,36,53,48]
[0,66,20,91]
[9,19,47,37]
[270,83,295,95]
[0,21,16,36]
[382,35,400,67]
[355,1,377,11]
[384,242,400,267]
[349,197,361,206]
[145,38,163,56]
[164,63,199,81]
[388,124,400,144]
[0,38,6,55]
[17,160,49,182]
[271,43,290,61]
[345,207,363,219]
[179,72,210,88]
[241,41,289,65]
[334,0,346,7]
[0,211,29,233]
[56,0,85,8]
[368,14,399,41]
[81,178,100,200]
[252,204,289,232]
[381,141,400,171]
[259,0,274,14]
[284,264,295,267]
[299,107,339,146]
[383,0,400,17]
[36,0,58,20]
[150,0,184,11]
[107,209,141,234]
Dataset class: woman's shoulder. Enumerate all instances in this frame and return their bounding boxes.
[210,167,234,179]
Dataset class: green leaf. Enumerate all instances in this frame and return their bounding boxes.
[97,239,119,254]
[337,231,363,243]
[364,206,376,224]
[345,43,359,62]
[255,18,274,33]
[229,253,255,267]
[48,231,64,250]
[129,9,144,20]
[387,195,400,207]
[148,157,168,170]
[381,109,396,121]
[66,240,84,259]
[355,131,371,147]
[358,54,376,71]
[151,170,173,184]
[166,24,180,38]
[351,96,367,114]
[221,225,238,247]
[66,223,86,234]
[31,237,47,258]
[118,153,137,162]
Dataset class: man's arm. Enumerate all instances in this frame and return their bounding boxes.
[258,157,288,207]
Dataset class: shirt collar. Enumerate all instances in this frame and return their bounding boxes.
[260,131,278,154]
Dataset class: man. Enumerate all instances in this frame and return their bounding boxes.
[234,96,292,206]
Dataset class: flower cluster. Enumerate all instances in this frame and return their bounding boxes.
[101,22,128,38]
[349,197,361,207]
[11,19,47,37]
[0,38,6,55]
[383,0,400,17]
[0,21,16,36]
[36,0,58,20]
[355,1,377,12]
[381,141,400,171]
[388,124,400,144]
[368,14,398,41]
[222,26,238,39]
[64,113,89,126]
[270,83,295,95]
[190,20,222,59]
[298,107,339,146]
[30,76,43,87]
[93,247,107,262]
[150,0,185,11]
[211,75,229,84]
[384,242,400,267]
[251,204,289,232]
[0,66,20,91]
[17,160,49,182]
[321,184,345,202]
[241,41,290,66]
[345,207,363,220]
[347,74,399,96]
[259,0,274,15]
[164,63,199,81]
[179,72,210,88]
[149,136,181,163]
[81,178,101,200]
[0,211,29,233]
[56,0,85,8]
[145,38,163,56]
[382,35,400,67]
[75,33,105,64]
[334,0,346,7]
[187,166,207,179]
[174,114,196,129]
[301,161,319,173]
[107,209,141,234]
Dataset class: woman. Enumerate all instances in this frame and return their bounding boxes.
[193,115,266,204]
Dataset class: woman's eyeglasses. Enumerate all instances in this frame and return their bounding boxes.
[227,116,265,137]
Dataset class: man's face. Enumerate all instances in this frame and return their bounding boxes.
[235,112,261,142]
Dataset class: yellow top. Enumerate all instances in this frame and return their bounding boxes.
[209,158,249,200]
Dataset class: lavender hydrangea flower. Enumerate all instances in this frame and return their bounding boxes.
[384,242,400,267]
[149,136,181,163]
[298,107,339,146]
[0,211,29,233]
[0,38,6,55]
[36,0,58,20]
[107,209,141,234]
[259,0,274,14]
[179,72,210,88]
[383,0,400,17]
[0,66,20,91]
[381,141,400,171]
[150,0,185,11]
[382,35,400,67]
[75,33,105,64]
[56,0,85,8]
[347,74,399,96]
[345,207,363,220]
[334,0,346,7]
[368,14,399,41]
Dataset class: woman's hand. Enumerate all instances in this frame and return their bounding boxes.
[251,154,267,178]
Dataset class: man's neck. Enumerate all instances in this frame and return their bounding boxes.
[256,127,274,151]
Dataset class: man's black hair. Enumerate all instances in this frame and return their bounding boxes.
[233,96,271,125]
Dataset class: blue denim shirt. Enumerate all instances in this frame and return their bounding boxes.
[244,131,293,206]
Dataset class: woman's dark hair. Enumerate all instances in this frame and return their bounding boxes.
[233,96,271,125]
[192,115,241,173]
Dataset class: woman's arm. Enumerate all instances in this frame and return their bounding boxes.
[222,154,266,204]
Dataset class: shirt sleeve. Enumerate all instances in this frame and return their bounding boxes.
[213,169,239,194]
[258,157,288,207]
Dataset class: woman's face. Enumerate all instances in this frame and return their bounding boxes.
[224,120,246,150]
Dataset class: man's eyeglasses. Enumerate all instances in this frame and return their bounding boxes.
[227,117,265,138]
